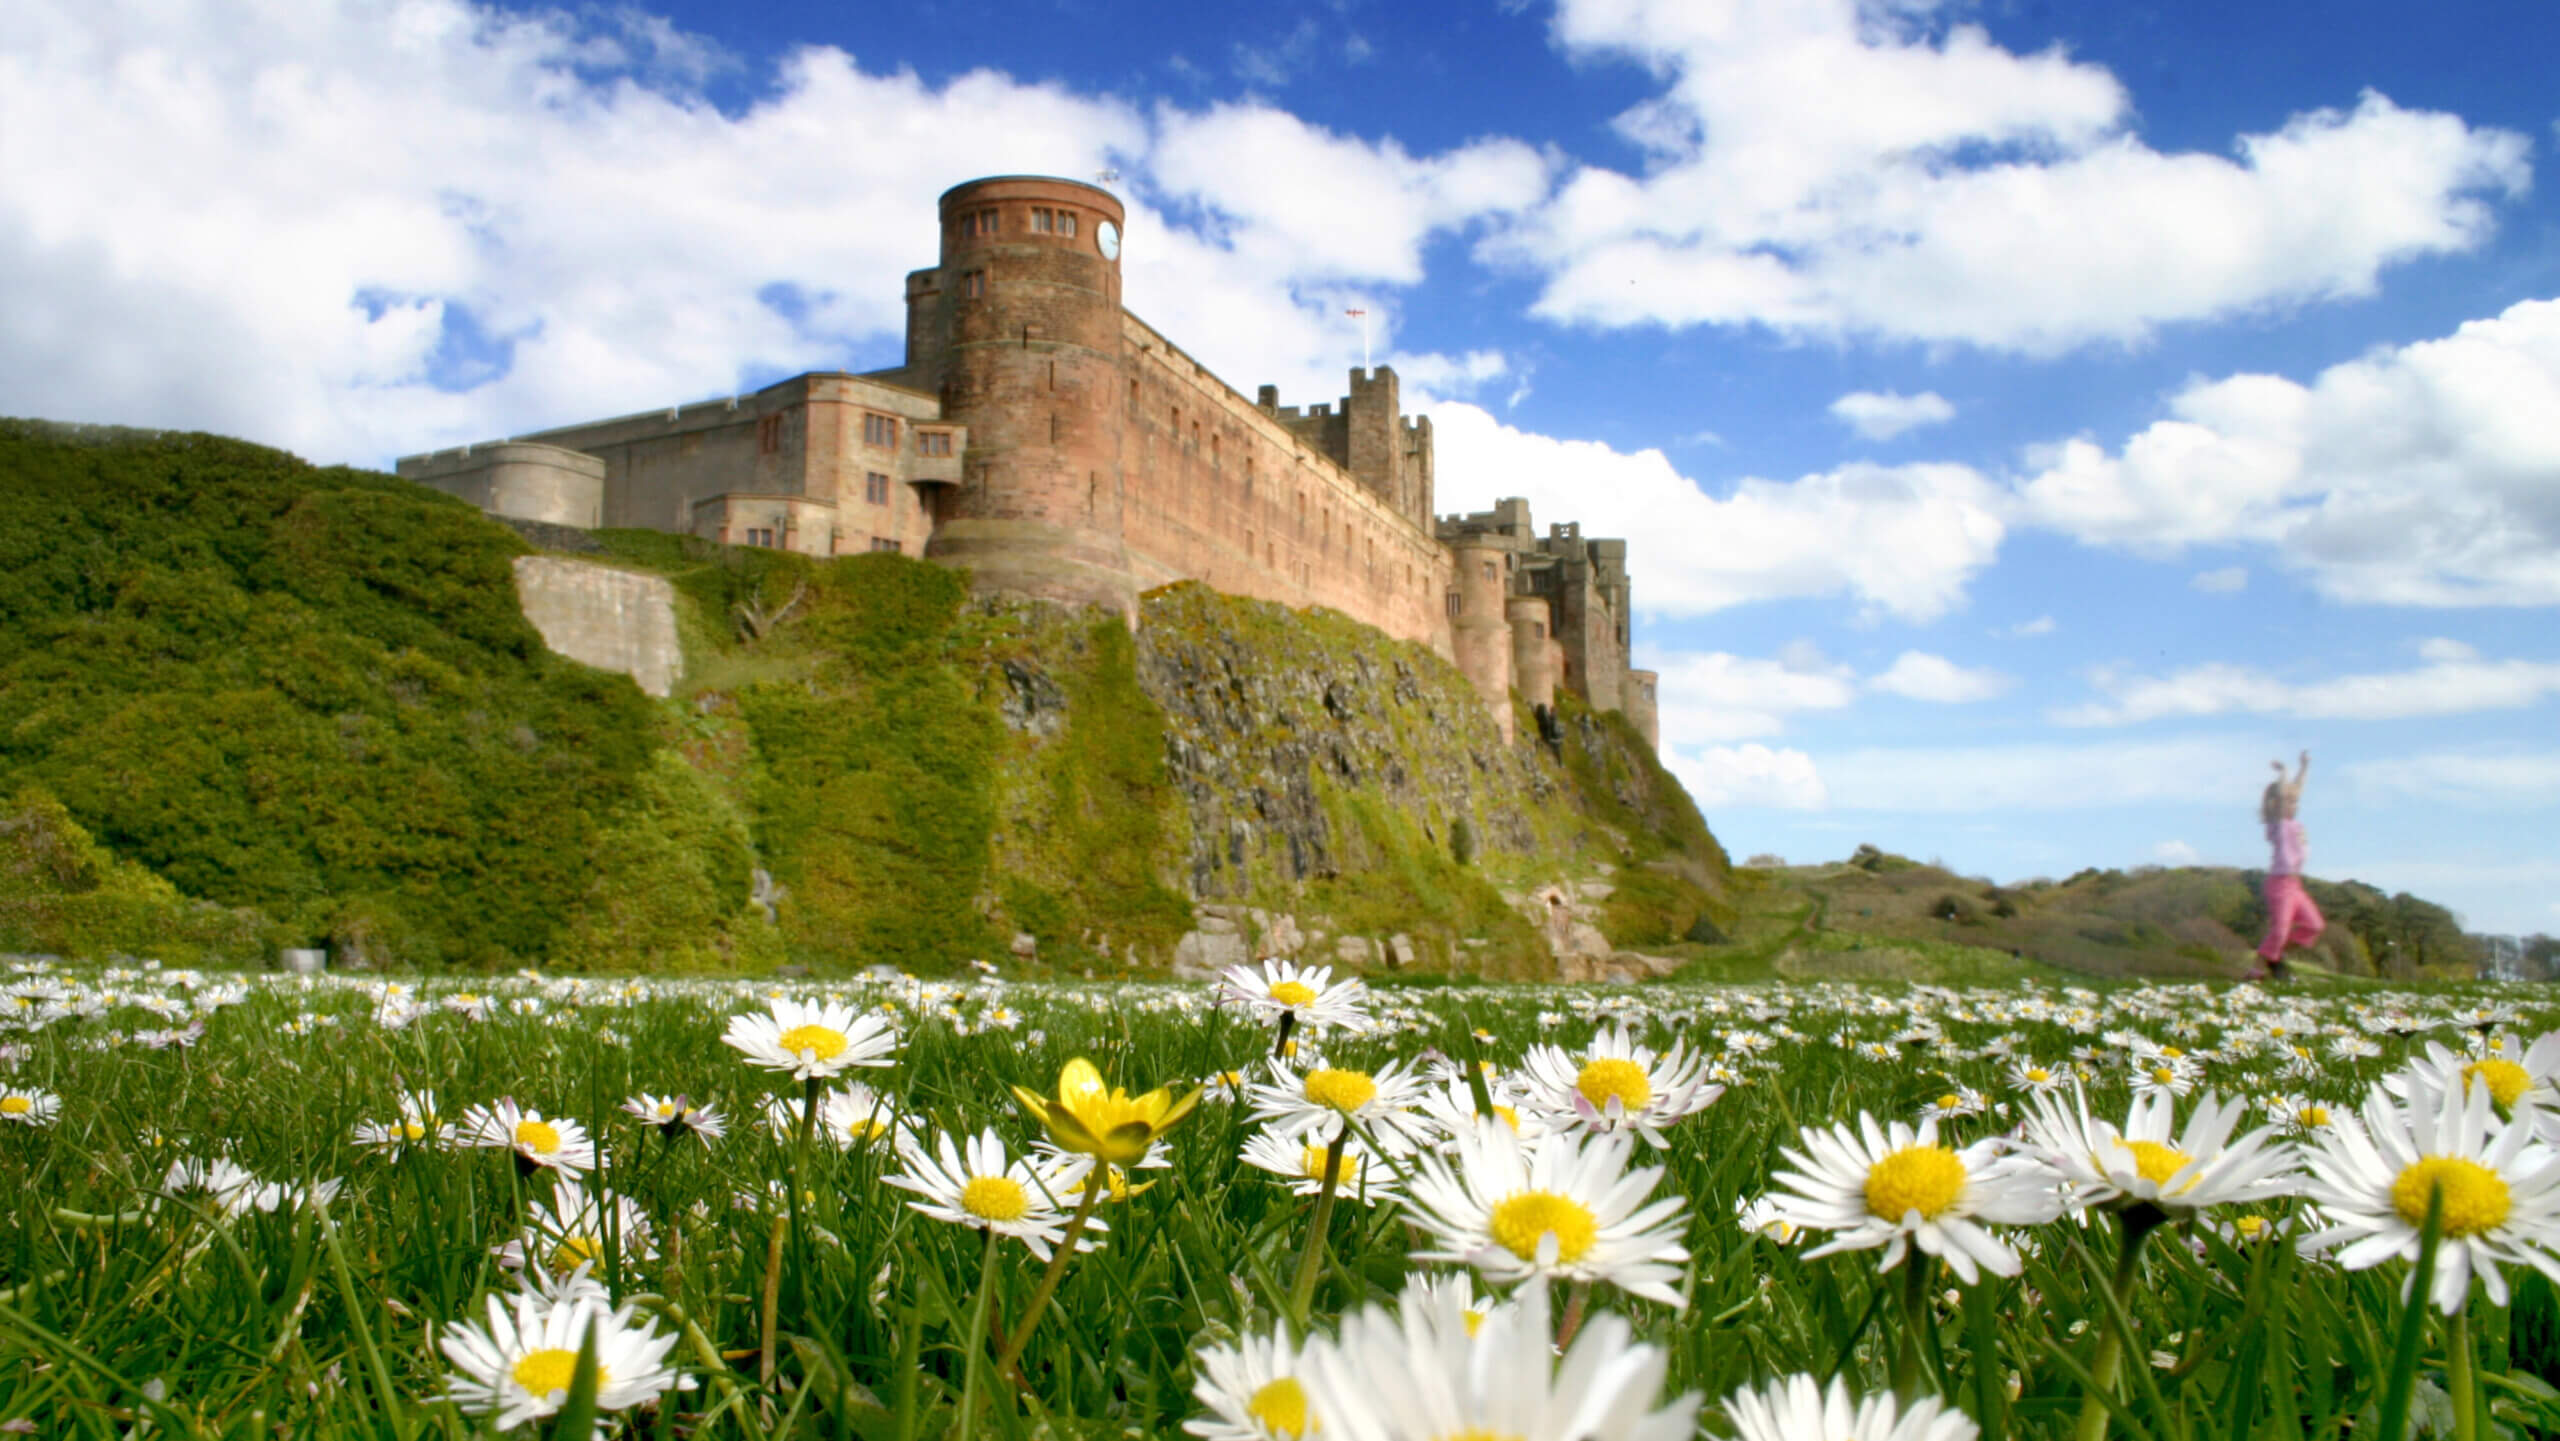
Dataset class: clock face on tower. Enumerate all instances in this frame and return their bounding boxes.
[1096,220,1120,261]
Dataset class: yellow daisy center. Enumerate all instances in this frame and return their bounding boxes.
[2024,1068,2051,1083]
[1248,1377,1314,1438]
[510,1348,606,1397]
[1487,1190,1599,1264]
[654,1102,677,1117]
[401,1120,427,1141]
[1299,1145,1362,1186]
[453,993,479,1006]
[1492,1104,1520,1132]
[1935,1094,1961,1111]
[2392,1156,2513,1238]
[960,1175,1031,1223]
[2123,1140,2195,1190]
[2234,1215,2269,1239]
[0,1097,28,1116]
[1268,981,1318,1009]
[550,1233,601,1272]
[2299,1105,2330,1128]
[2160,1047,2185,1059]
[2464,1060,2531,1109]
[1303,1069,1377,1114]
[777,1024,849,1060]
[2152,1068,2178,1086]
[1863,1144,1967,1221]
[1575,1057,1652,1112]
[514,1119,561,1154]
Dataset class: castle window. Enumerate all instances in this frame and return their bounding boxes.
[863,413,899,449]
[1445,591,1462,618]
[1031,207,1053,233]
[961,270,985,298]
[1128,378,1139,408]
[1210,433,1220,467]
[1533,622,1546,640]
[864,472,891,505]
[1243,460,1254,498]
[869,537,901,554]
[1482,560,1496,581]
[1058,211,1077,237]
[757,415,783,454]
[744,527,776,548]
[965,208,1000,237]
[918,430,953,458]
[1245,529,1255,556]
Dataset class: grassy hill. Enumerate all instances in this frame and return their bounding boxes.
[0,420,1721,975]
[1686,845,2488,984]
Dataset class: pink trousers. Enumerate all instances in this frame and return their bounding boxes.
[2259,874,2325,961]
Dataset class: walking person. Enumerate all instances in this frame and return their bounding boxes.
[2249,750,2323,981]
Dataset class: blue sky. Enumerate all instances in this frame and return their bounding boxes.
[5,0,2557,935]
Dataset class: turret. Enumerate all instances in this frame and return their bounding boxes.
[1448,537,1516,741]
[1507,596,1557,713]
[920,176,1136,616]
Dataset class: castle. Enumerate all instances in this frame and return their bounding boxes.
[399,175,1656,748]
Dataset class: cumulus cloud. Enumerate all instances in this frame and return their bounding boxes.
[2055,640,2560,726]
[2191,566,2250,593]
[2015,298,2560,606]
[1429,402,2007,620]
[1868,651,2011,703]
[2154,840,2202,865]
[1667,743,1828,810]
[1830,390,1954,441]
[1641,646,1857,742]
[1498,0,2529,351]
[1813,736,2273,811]
[0,1,1542,466]
[2345,751,2560,809]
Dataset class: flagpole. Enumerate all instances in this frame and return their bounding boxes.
[1345,307,1370,371]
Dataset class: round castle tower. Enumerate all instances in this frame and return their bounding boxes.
[921,176,1137,615]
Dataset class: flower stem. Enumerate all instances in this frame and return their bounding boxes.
[2073,1207,2162,1441]
[1287,1127,1348,1324]
[2448,1307,2479,1441]
[991,1175,1105,1381]
[1272,1010,1299,1062]
[1556,1281,1593,1352]
[956,1227,1002,1436]
[1891,1256,1935,1404]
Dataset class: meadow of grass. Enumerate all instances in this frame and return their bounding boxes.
[5,961,2560,1439]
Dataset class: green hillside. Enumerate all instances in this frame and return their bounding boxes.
[1696,845,2489,984]
[0,421,1722,975]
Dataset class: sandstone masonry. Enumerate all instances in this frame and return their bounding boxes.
[398,175,1657,746]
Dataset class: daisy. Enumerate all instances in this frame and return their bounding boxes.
[1402,1116,1690,1307]
[459,1099,597,1177]
[1415,1075,1549,1144]
[2006,1059,2067,1095]
[1185,1322,1321,1441]
[2388,1034,2560,1121]
[1245,1059,1437,1155]
[2261,1092,2342,1139]
[762,1083,908,1150]
[353,1090,455,1153]
[497,1180,655,1276]
[1215,959,1372,1034]
[2019,1086,2296,1216]
[1515,1023,1723,1147]
[722,997,901,1081]
[1299,1274,1700,1441]
[437,1282,691,1435]
[1916,1086,1988,1124]
[884,1127,1100,1260]
[2129,1051,2202,1099]
[2297,1077,2560,1312]
[163,1157,344,1217]
[621,1093,725,1144]
[1240,1126,1397,1205]
[0,1086,59,1127]
[1762,1113,2060,1283]
[1720,1373,1978,1441]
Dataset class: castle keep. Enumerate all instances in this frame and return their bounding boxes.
[399,176,1657,748]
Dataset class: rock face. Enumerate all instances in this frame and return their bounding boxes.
[512,556,683,698]
[1136,584,1561,900]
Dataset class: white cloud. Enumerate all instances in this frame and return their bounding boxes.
[1429,402,2007,620]
[1869,650,2010,703]
[1640,646,1857,742]
[2008,615,2057,637]
[1501,0,2529,351]
[0,2,1543,466]
[1830,390,1954,441]
[2015,297,2560,607]
[2055,644,2560,726]
[2154,839,2202,865]
[1812,736,2273,811]
[1668,743,1829,810]
[1387,348,1511,399]
[2345,751,2560,809]
[2191,566,2250,593]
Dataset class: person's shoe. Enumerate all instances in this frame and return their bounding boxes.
[2242,963,2271,982]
